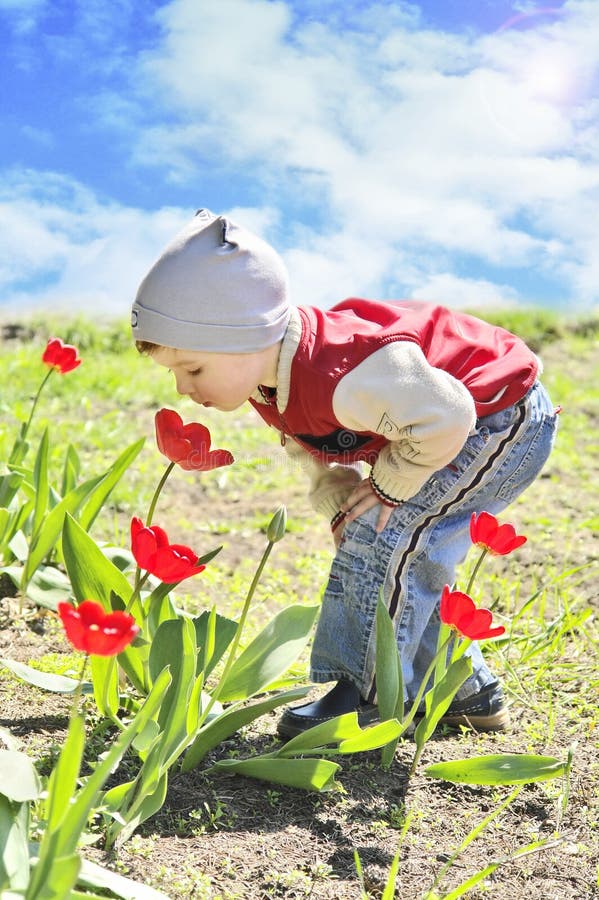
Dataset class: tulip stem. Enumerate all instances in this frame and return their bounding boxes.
[402,633,454,733]
[71,654,89,715]
[146,462,175,527]
[465,548,488,597]
[127,571,151,613]
[9,368,53,465]
[202,538,275,722]
[451,635,472,664]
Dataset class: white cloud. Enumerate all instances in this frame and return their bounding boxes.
[0,170,189,316]
[2,0,598,314]
[283,230,400,307]
[411,273,519,310]
[129,0,599,309]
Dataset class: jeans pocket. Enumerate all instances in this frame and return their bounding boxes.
[495,414,557,503]
[332,520,369,577]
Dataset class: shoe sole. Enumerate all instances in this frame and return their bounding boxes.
[437,706,511,731]
[277,705,510,741]
[277,707,380,740]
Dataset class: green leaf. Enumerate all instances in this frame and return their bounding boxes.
[77,855,172,899]
[0,507,11,546]
[44,714,86,834]
[22,565,73,611]
[60,444,81,498]
[46,668,172,865]
[106,590,148,695]
[22,474,106,588]
[195,545,223,567]
[105,774,169,850]
[353,849,366,897]
[0,750,42,802]
[77,438,144,533]
[0,726,21,751]
[0,471,24,509]
[70,892,109,899]
[193,609,237,678]
[201,607,217,676]
[102,545,136,572]
[0,794,30,891]
[30,851,81,900]
[30,428,50,544]
[90,655,120,718]
[375,595,404,767]
[148,618,197,762]
[132,720,161,754]
[218,605,318,702]
[8,529,29,562]
[62,514,134,610]
[276,711,364,755]
[375,596,402,721]
[102,779,135,813]
[181,687,309,772]
[381,844,402,900]
[144,584,178,639]
[438,863,500,899]
[185,679,215,740]
[3,498,34,551]
[0,658,85,695]
[413,655,472,750]
[211,757,341,792]
[338,719,403,754]
[424,753,568,786]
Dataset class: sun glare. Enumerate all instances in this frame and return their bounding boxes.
[522,50,577,102]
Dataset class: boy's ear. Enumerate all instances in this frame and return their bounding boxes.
[219,217,237,249]
[194,207,215,223]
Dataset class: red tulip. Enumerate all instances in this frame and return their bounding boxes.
[130,516,206,582]
[469,511,527,556]
[42,338,82,374]
[58,600,138,656]
[440,585,505,640]
[155,409,234,471]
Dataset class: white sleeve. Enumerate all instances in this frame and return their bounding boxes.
[332,341,476,503]
[283,438,363,520]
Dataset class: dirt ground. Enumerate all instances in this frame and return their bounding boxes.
[1,337,598,899]
[0,611,596,900]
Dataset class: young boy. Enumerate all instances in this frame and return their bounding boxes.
[132,208,558,738]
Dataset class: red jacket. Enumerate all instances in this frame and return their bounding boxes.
[249,298,539,466]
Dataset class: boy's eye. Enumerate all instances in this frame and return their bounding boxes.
[188,368,202,376]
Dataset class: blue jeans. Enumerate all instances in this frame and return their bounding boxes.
[310,381,558,703]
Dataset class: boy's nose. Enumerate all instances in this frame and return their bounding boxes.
[174,374,191,396]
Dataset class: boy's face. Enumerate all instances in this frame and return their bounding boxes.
[152,345,278,412]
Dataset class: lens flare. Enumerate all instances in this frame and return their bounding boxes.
[477,6,593,145]
[497,6,565,34]
[522,50,577,102]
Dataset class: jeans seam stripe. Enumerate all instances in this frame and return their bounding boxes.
[365,400,528,704]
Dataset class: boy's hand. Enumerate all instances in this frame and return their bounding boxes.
[340,478,395,534]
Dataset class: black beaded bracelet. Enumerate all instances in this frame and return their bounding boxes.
[330,510,347,533]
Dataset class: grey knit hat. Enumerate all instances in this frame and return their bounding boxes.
[131,208,291,352]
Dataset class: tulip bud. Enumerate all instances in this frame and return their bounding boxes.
[266,505,287,543]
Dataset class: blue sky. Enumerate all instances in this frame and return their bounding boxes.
[1,0,598,318]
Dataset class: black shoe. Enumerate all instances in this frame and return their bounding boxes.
[277,679,379,740]
[424,681,510,732]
